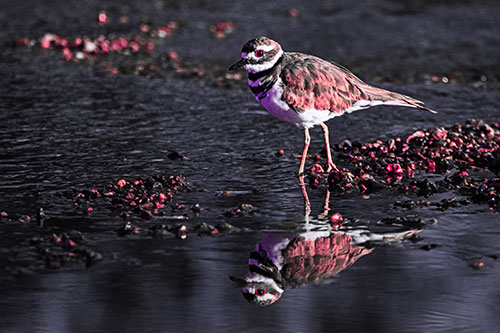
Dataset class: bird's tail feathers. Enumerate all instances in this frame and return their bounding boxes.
[368,86,437,114]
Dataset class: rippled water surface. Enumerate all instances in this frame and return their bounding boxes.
[1,1,500,332]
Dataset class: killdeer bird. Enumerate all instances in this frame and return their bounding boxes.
[229,37,436,175]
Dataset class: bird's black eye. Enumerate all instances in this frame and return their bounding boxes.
[255,289,266,296]
[255,49,265,58]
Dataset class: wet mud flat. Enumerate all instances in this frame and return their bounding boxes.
[1,0,500,332]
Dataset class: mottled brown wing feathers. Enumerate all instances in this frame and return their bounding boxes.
[280,53,364,113]
[280,53,436,113]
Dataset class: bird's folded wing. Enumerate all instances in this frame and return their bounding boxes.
[280,54,436,114]
[280,54,368,114]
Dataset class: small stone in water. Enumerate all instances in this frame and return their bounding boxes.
[167,151,185,160]
[98,12,108,25]
[472,261,484,270]
[330,213,343,230]
[420,244,441,251]
[191,203,202,213]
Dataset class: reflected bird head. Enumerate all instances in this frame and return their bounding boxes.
[231,274,283,307]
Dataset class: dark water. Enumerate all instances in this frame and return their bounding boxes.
[1,1,500,332]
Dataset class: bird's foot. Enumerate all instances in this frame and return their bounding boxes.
[317,210,329,220]
[326,162,339,173]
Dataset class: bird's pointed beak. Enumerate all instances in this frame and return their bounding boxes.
[228,58,246,71]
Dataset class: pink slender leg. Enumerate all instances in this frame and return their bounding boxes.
[298,128,311,175]
[298,129,311,214]
[320,123,338,172]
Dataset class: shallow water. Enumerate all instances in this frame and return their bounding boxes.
[1,1,500,332]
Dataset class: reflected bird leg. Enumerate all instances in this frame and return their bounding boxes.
[298,175,311,216]
[304,201,311,231]
[298,128,310,175]
[320,123,338,173]
[317,188,331,220]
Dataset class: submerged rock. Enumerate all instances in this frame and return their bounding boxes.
[30,231,102,269]
[224,203,256,217]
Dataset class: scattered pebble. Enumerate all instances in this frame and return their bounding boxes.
[287,8,300,18]
[191,203,203,213]
[224,203,256,217]
[68,175,192,220]
[419,243,441,251]
[381,216,431,229]
[36,207,45,227]
[216,222,235,232]
[115,221,140,236]
[304,119,500,211]
[98,12,108,26]
[149,221,236,238]
[11,18,248,90]
[167,151,187,160]
[30,231,102,268]
[192,222,217,236]
[330,213,343,230]
[472,261,484,270]
[209,21,235,38]
[174,224,188,239]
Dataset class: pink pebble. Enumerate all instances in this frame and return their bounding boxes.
[311,163,325,175]
[146,42,155,53]
[330,213,343,223]
[330,213,343,230]
[98,13,108,25]
[406,130,426,143]
[62,48,73,61]
[129,42,140,52]
[41,34,57,49]
[15,37,30,47]
[168,51,179,61]
[386,163,403,175]
[167,21,178,29]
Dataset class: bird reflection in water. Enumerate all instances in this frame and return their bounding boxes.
[231,225,419,306]
[299,174,330,217]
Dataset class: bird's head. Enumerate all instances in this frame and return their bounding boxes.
[228,36,283,74]
[230,273,283,307]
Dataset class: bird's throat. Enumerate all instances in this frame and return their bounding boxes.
[248,55,283,100]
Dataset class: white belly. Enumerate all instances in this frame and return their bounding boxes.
[257,78,337,129]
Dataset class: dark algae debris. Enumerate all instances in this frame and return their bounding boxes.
[305,119,500,211]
